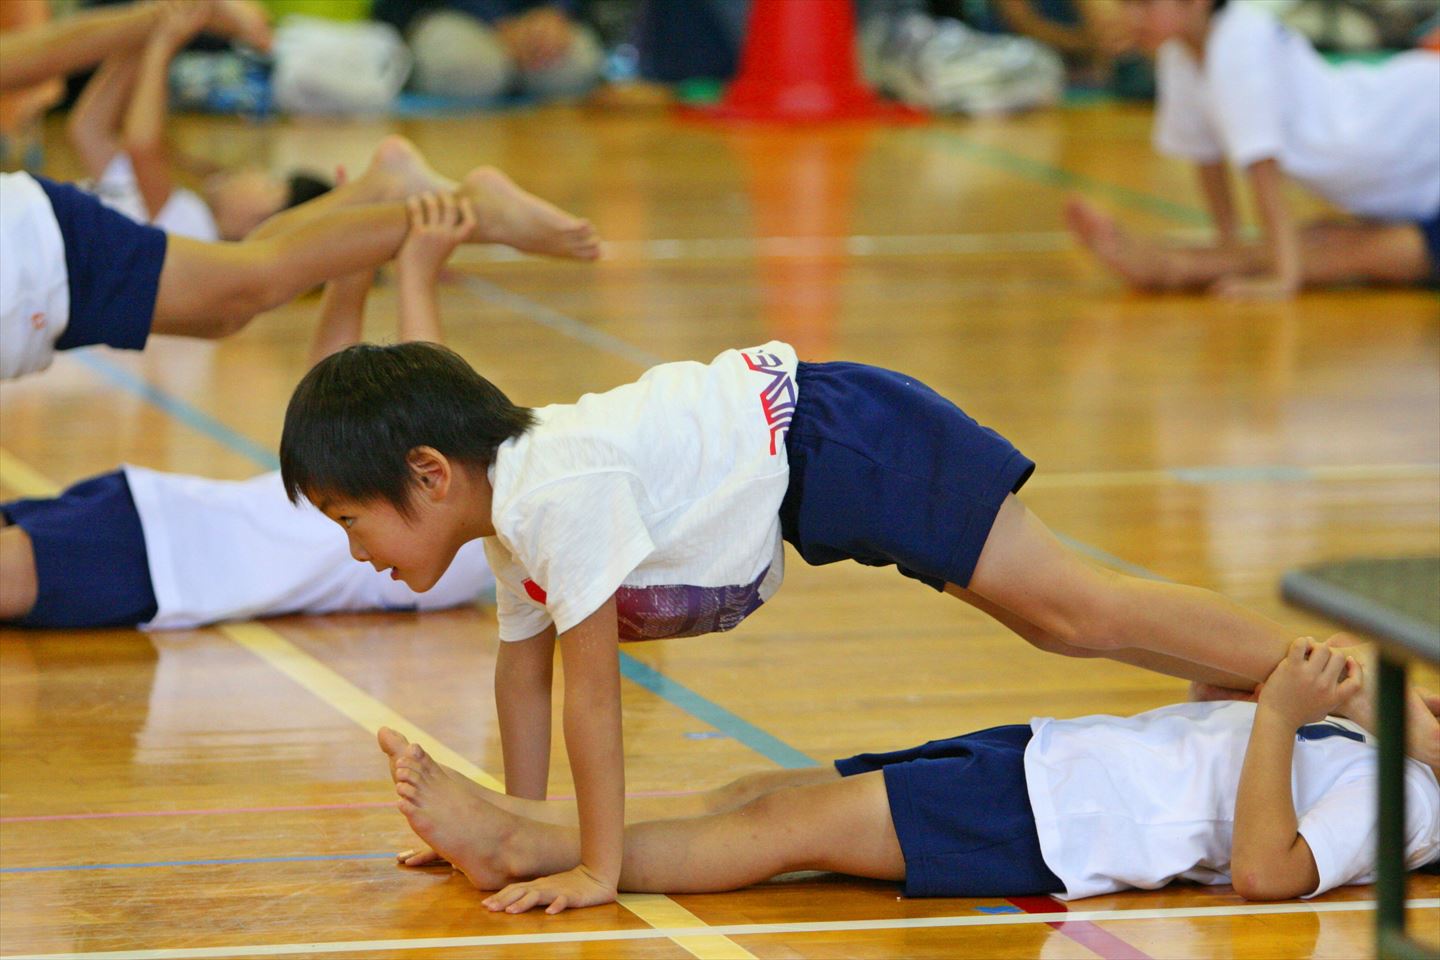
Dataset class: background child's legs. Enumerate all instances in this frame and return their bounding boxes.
[151,205,408,338]
[0,522,38,621]
[1068,199,1436,290]
[962,494,1292,685]
[1295,220,1435,286]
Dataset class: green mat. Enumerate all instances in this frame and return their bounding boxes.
[1282,556,1440,661]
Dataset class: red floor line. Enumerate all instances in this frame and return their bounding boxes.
[1007,896,1156,960]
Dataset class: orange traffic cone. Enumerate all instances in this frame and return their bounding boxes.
[708,0,922,122]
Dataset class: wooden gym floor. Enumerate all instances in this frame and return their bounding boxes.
[1,103,1437,959]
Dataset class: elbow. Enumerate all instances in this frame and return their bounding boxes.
[1231,865,1304,902]
[122,133,163,163]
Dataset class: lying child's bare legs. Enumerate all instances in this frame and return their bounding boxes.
[249,136,599,260]
[1067,198,1435,291]
[961,494,1440,765]
[382,731,902,897]
[377,727,837,866]
[0,523,37,621]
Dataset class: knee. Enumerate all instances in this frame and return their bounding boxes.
[408,11,512,99]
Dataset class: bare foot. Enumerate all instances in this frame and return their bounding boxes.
[380,727,482,867]
[461,167,601,260]
[392,740,535,891]
[1064,196,1165,289]
[375,136,457,198]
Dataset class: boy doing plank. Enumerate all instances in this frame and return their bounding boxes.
[280,341,1440,913]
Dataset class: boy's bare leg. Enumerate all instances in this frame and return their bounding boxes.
[151,203,410,339]
[249,136,599,260]
[1067,198,1433,290]
[945,583,1258,691]
[0,524,38,621]
[389,738,900,895]
[962,494,1440,765]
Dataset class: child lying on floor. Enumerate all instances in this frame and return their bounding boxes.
[380,637,1439,907]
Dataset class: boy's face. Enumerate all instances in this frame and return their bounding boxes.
[316,490,460,593]
[1121,0,1209,54]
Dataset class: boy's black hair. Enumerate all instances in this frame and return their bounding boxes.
[283,171,333,211]
[280,341,535,515]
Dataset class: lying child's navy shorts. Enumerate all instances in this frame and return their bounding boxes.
[835,724,1063,898]
[2,470,158,628]
[35,176,167,354]
[780,361,1034,590]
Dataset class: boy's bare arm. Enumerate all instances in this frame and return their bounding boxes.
[495,626,557,800]
[486,597,624,914]
[396,193,476,344]
[66,53,140,179]
[306,270,374,368]
[1232,637,1360,900]
[1215,159,1302,299]
[1195,162,1242,250]
[124,5,208,219]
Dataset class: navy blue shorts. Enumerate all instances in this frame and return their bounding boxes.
[2,471,158,628]
[780,361,1034,590]
[835,725,1063,899]
[34,176,167,354]
[1418,211,1440,287]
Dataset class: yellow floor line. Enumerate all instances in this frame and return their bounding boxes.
[220,624,754,960]
[0,448,60,497]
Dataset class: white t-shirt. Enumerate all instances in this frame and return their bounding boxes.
[90,153,220,242]
[124,467,495,630]
[0,172,70,381]
[1025,701,1440,901]
[1154,4,1440,220]
[483,341,798,642]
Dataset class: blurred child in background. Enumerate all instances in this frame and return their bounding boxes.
[67,1,328,242]
[1067,0,1440,297]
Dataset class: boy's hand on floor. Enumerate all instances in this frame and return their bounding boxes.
[1258,637,1360,728]
[483,864,617,915]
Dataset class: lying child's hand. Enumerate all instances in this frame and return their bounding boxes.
[398,192,477,283]
[1258,636,1361,728]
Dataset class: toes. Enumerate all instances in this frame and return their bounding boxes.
[377,726,410,756]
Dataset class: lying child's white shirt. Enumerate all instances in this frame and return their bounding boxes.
[0,172,70,381]
[90,153,220,242]
[1153,3,1440,221]
[484,341,797,642]
[125,467,494,629]
[1025,700,1440,900]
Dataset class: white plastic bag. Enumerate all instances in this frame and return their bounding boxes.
[271,15,412,116]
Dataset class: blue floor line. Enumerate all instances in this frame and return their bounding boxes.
[72,351,280,470]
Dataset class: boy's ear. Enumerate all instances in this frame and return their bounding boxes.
[406,446,451,501]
